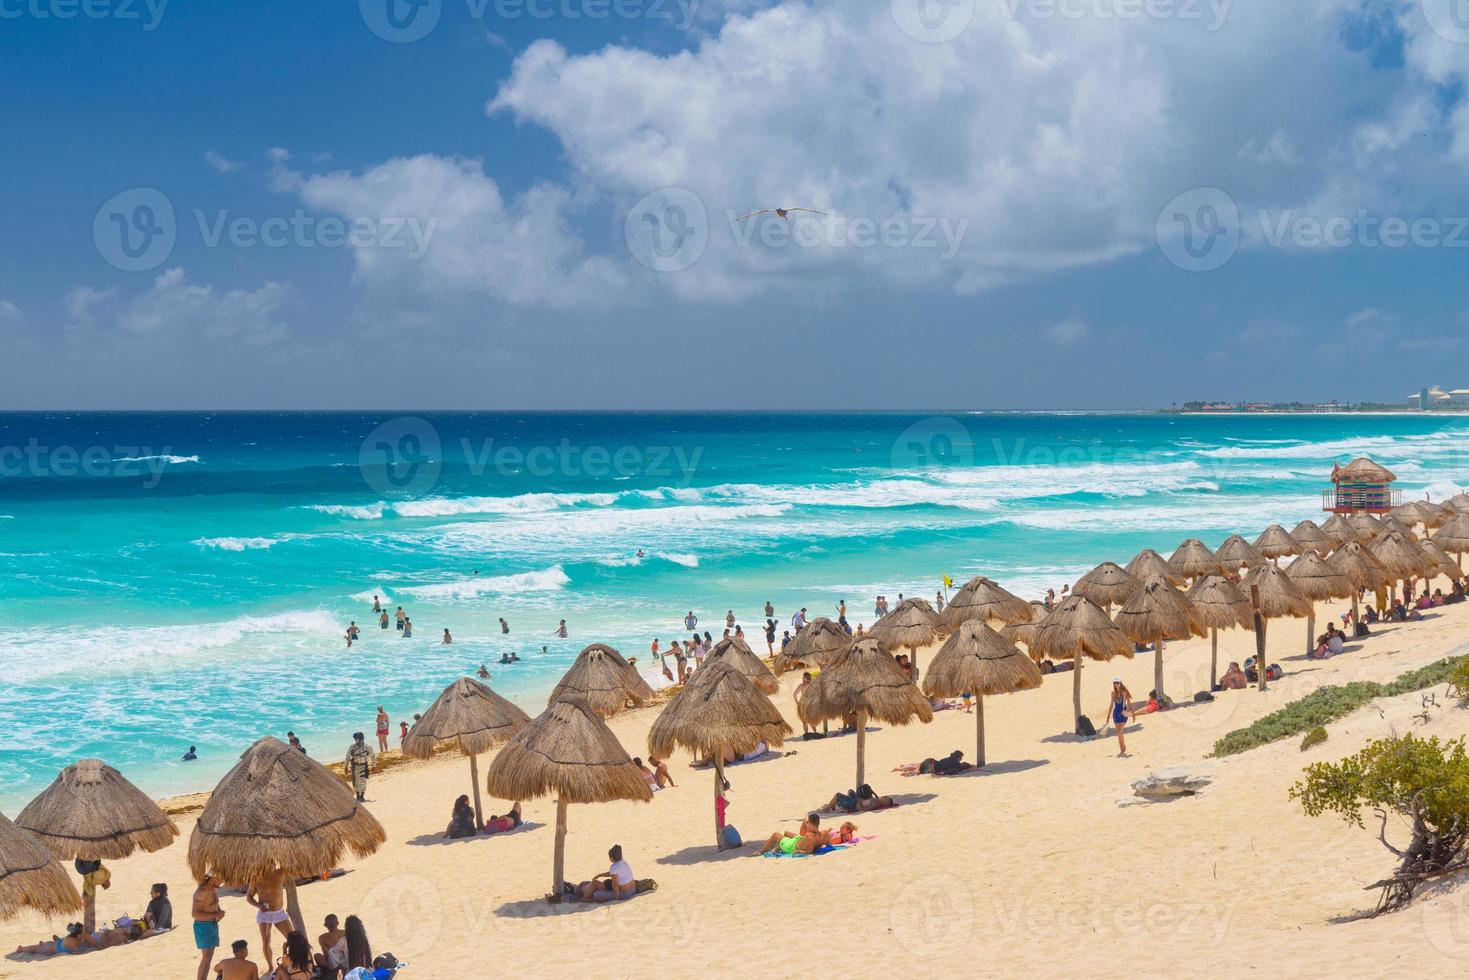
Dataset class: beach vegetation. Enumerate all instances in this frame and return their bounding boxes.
[1290,734,1469,914]
[1300,726,1328,751]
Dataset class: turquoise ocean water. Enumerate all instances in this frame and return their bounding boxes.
[0,411,1464,809]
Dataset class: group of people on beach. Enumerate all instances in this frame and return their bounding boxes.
[14,880,172,957]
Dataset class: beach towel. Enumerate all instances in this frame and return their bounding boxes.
[762,836,873,858]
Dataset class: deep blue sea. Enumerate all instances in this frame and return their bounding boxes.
[1,411,1465,808]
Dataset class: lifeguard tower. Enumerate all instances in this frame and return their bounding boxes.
[1324,456,1399,514]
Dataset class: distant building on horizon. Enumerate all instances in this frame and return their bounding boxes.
[1408,386,1469,409]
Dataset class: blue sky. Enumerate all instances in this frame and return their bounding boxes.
[4,0,1469,409]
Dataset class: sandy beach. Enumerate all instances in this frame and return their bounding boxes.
[4,589,1469,980]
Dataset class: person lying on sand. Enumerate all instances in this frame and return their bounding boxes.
[823,784,895,813]
[1219,662,1248,690]
[893,750,971,777]
[756,814,857,855]
[15,922,99,956]
[568,845,636,902]
[484,807,523,834]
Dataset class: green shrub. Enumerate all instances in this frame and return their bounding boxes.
[1290,734,1469,913]
[1300,726,1328,751]
[1210,656,1465,758]
[1448,658,1469,701]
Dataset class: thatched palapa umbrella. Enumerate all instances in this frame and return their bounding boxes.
[1126,549,1180,586]
[1290,520,1333,557]
[1168,538,1225,582]
[1239,564,1312,690]
[1395,500,1446,534]
[1372,529,1438,596]
[869,597,941,677]
[649,659,791,849]
[486,697,652,902]
[1379,515,1416,539]
[1419,538,1462,585]
[0,811,82,923]
[1326,540,1391,626]
[548,643,651,717]
[1348,512,1383,544]
[18,760,179,932]
[706,636,779,694]
[1285,551,1353,656]
[404,677,532,826]
[1114,577,1204,699]
[189,737,385,933]
[774,617,851,675]
[1072,562,1139,612]
[923,622,1042,766]
[1216,535,1265,572]
[1319,513,1355,548]
[1253,525,1302,564]
[1029,595,1134,733]
[938,576,1034,633]
[1001,602,1050,653]
[798,637,934,789]
[1185,575,1254,688]
[1433,513,1469,571]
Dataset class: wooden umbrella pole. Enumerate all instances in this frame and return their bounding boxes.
[1153,639,1166,700]
[1305,605,1316,657]
[468,746,485,829]
[284,879,306,937]
[1071,655,1083,734]
[1209,629,1219,689]
[552,798,568,903]
[975,696,986,768]
[855,710,868,789]
[713,757,726,850]
[1251,585,1267,692]
[83,885,95,934]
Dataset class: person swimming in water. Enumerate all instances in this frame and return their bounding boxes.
[182,746,197,761]
[442,628,452,645]
[554,620,568,638]
[477,664,491,679]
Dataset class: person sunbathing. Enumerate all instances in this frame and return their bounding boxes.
[1218,662,1248,690]
[823,784,894,813]
[483,807,523,834]
[15,922,98,956]
[757,813,826,855]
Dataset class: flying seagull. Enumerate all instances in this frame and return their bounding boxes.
[735,207,827,222]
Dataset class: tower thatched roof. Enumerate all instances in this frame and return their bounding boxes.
[938,576,1034,631]
[1335,457,1396,483]
[706,636,779,695]
[797,638,934,728]
[187,738,385,884]
[403,677,532,759]
[548,644,651,717]
[648,659,791,760]
[17,760,179,862]
[485,698,653,806]
[0,811,82,922]
[923,621,1043,700]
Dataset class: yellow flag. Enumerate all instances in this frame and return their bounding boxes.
[942,574,953,589]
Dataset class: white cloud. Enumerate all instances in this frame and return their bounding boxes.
[204,149,241,174]
[0,300,23,326]
[1043,317,1089,347]
[67,269,289,345]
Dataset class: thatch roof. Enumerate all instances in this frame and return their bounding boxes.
[1239,563,1313,619]
[1450,493,1469,513]
[187,738,385,884]
[1418,539,1463,580]
[1371,530,1438,579]
[1395,500,1446,529]
[1216,534,1265,571]
[774,617,851,674]
[485,698,653,806]
[1168,538,1225,580]
[1379,515,1416,539]
[403,677,532,759]
[1184,575,1255,631]
[0,811,82,922]
[705,636,779,695]
[1253,524,1302,560]
[1284,550,1353,601]
[647,659,791,760]
[1125,549,1180,586]
[17,760,179,861]
[923,621,1043,700]
[1326,541,1392,592]
[938,576,1034,631]
[1290,520,1333,556]
[1335,457,1396,483]
[1113,577,1205,644]
[870,597,940,653]
[797,638,935,727]
[1029,595,1135,663]
[1347,512,1383,543]
[548,644,651,717]
[1000,602,1049,650]
[1433,513,1469,555]
[1072,562,1139,607]
[1319,513,1355,547]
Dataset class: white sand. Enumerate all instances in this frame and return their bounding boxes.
[5,591,1469,979]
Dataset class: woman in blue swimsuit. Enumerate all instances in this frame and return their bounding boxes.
[1105,677,1135,757]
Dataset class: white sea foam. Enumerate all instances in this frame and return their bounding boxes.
[307,503,387,520]
[398,565,571,600]
[194,536,283,552]
[115,454,201,464]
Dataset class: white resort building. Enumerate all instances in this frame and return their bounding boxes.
[1408,386,1469,409]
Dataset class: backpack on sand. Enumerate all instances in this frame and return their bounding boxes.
[1075,715,1097,738]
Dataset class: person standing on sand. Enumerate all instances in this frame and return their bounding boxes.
[794,672,818,739]
[346,732,375,801]
[764,618,776,655]
[245,868,290,970]
[399,720,409,745]
[192,872,225,980]
[1104,678,1135,757]
[375,707,390,752]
